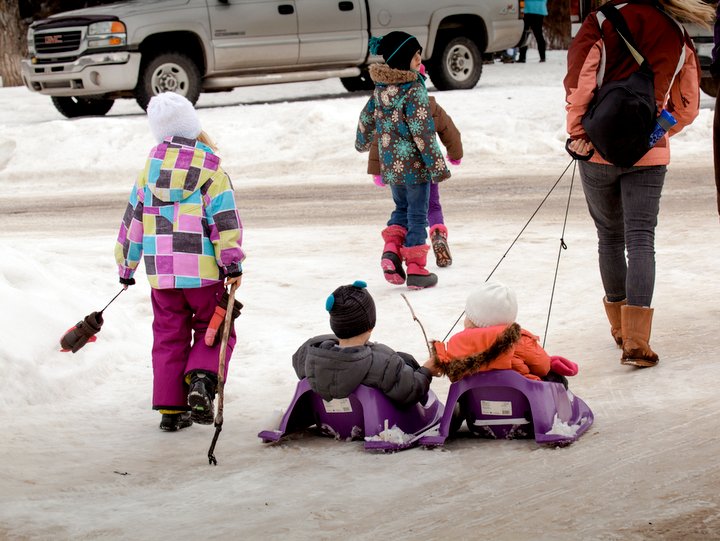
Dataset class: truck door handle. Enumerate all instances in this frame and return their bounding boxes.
[278,4,294,14]
[338,1,354,10]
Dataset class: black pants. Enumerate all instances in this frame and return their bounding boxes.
[714,87,720,214]
[519,14,546,62]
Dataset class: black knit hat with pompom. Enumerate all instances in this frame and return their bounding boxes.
[371,31,422,71]
[326,281,376,339]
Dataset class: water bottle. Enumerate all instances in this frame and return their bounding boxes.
[649,110,677,147]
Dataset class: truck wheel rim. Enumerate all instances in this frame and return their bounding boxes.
[445,44,474,82]
[150,62,189,95]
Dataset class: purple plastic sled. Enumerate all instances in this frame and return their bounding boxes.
[258,379,444,452]
[419,370,594,447]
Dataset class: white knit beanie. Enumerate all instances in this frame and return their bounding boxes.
[465,282,518,328]
[146,92,201,143]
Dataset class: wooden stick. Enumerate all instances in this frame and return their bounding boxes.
[400,293,433,358]
[208,281,239,466]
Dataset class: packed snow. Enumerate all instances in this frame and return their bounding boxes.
[1,50,719,540]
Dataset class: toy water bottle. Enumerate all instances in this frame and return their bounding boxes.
[649,110,677,147]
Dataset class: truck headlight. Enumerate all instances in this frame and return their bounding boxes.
[27,28,35,55]
[87,21,127,48]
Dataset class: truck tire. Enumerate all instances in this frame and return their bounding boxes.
[135,52,201,110]
[429,36,483,91]
[700,76,719,98]
[340,71,374,92]
[51,96,115,118]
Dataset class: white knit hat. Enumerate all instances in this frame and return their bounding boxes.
[465,282,518,328]
[146,92,201,143]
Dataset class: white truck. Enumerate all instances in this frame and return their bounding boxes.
[21,0,525,118]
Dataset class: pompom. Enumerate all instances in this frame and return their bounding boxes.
[352,280,368,289]
[368,36,382,55]
[325,294,335,311]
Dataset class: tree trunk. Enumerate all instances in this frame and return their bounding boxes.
[0,0,26,87]
[544,0,572,50]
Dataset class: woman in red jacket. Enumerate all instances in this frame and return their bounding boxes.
[564,0,713,368]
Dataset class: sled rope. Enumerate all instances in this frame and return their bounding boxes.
[208,281,239,466]
[442,158,575,343]
[542,160,576,348]
[99,288,125,315]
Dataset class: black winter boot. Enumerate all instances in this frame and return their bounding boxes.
[159,411,193,432]
[187,371,218,424]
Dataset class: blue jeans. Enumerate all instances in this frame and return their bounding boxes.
[388,182,430,247]
[579,161,666,307]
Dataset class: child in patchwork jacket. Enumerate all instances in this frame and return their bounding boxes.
[430,282,578,385]
[355,32,451,290]
[115,92,245,432]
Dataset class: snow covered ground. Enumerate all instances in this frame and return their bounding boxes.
[1,50,719,540]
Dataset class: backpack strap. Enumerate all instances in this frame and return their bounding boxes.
[599,4,647,68]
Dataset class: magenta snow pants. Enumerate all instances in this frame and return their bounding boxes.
[150,282,236,410]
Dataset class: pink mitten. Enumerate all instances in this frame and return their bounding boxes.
[447,155,461,166]
[550,355,578,377]
[372,174,385,187]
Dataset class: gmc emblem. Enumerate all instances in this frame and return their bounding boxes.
[44,35,63,44]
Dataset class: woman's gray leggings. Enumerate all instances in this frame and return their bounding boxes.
[579,161,667,307]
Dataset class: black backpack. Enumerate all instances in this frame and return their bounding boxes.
[581,4,657,168]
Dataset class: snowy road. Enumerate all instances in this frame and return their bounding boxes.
[1,51,719,540]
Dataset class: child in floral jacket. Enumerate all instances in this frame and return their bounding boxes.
[355,31,450,290]
[115,92,244,432]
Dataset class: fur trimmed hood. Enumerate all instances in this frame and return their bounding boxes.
[433,323,522,382]
[369,63,419,85]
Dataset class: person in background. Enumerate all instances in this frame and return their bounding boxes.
[366,64,463,268]
[518,0,548,63]
[565,0,713,368]
[355,31,451,290]
[711,2,720,218]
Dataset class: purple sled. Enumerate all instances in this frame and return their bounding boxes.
[258,378,444,452]
[419,370,594,447]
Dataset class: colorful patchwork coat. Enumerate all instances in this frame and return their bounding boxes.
[115,137,244,289]
[355,63,450,185]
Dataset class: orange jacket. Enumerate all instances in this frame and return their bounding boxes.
[432,323,551,382]
[564,0,700,166]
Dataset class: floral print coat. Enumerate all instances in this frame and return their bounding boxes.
[355,63,450,185]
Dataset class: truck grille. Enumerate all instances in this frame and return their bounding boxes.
[34,31,82,55]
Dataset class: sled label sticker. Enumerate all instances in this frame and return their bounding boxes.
[323,398,353,413]
[481,400,513,416]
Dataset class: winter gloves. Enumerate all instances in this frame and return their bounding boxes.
[549,355,579,377]
[446,155,461,166]
[60,311,104,353]
[204,290,243,346]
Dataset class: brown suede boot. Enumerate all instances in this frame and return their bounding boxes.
[603,297,626,348]
[400,244,438,289]
[620,305,659,367]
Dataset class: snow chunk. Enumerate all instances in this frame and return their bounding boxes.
[545,414,580,438]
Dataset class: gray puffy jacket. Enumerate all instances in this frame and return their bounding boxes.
[292,334,432,406]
